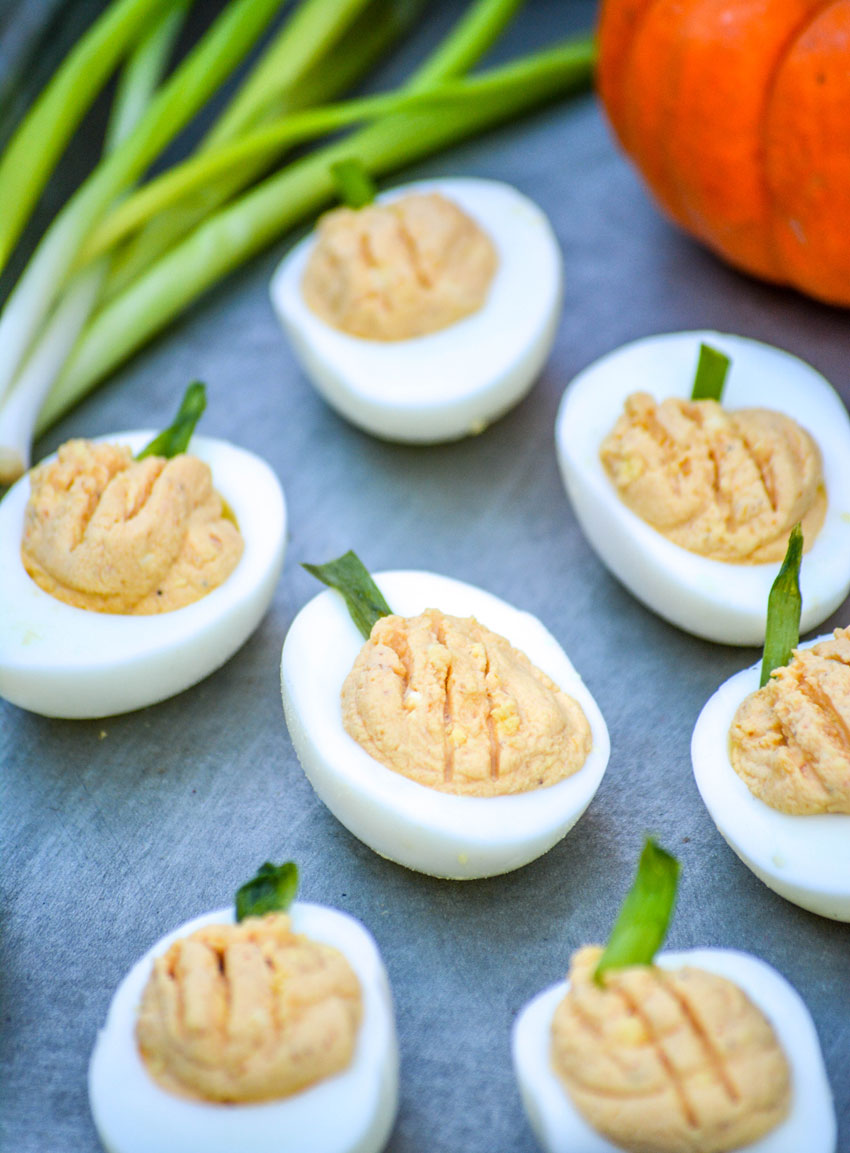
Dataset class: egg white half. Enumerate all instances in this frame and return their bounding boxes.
[691,640,850,921]
[280,571,610,879]
[89,901,399,1153]
[555,331,850,645]
[0,432,286,718]
[512,948,836,1153]
[269,177,563,443]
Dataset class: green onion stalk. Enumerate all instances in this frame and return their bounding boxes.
[0,5,187,483]
[40,34,594,431]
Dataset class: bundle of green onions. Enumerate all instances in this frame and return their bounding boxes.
[0,0,595,485]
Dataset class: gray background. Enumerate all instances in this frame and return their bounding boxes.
[2,2,848,1151]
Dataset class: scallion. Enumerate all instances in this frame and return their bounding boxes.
[690,343,730,403]
[137,381,206,459]
[760,524,803,687]
[303,551,393,640]
[594,838,680,985]
[330,159,378,208]
[235,861,299,921]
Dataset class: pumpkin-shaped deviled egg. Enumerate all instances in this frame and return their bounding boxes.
[280,552,609,879]
[555,331,850,645]
[0,385,286,718]
[270,174,562,443]
[512,840,836,1153]
[89,862,399,1153]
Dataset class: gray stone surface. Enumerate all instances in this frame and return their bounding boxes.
[1,2,849,1152]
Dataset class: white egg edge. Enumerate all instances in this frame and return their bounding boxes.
[0,431,286,719]
[280,570,610,880]
[269,177,563,443]
[512,948,836,1153]
[88,901,399,1153]
[691,636,850,921]
[554,330,850,645]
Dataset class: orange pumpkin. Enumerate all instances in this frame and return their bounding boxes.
[597,0,850,306]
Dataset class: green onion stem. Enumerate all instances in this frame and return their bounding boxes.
[331,158,378,208]
[594,838,680,985]
[760,524,803,687]
[303,551,393,640]
[137,381,206,459]
[0,6,186,484]
[0,0,176,276]
[0,0,286,412]
[235,861,299,922]
[102,0,394,299]
[37,35,594,429]
[690,342,731,403]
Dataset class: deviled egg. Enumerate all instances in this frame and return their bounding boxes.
[280,567,609,879]
[691,633,850,921]
[0,430,286,718]
[89,867,398,1153]
[513,839,835,1153]
[555,331,850,644]
[270,177,562,443]
[513,948,835,1153]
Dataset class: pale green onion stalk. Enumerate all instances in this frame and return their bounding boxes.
[0,0,286,417]
[104,0,391,299]
[0,6,186,483]
[0,0,175,274]
[39,33,593,429]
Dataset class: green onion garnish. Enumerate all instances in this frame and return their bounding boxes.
[303,549,392,640]
[690,342,730,403]
[136,381,206,459]
[235,860,299,922]
[760,523,803,687]
[330,157,377,208]
[594,837,680,985]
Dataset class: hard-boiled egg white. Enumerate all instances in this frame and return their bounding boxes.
[269,178,562,443]
[280,571,609,879]
[89,901,399,1153]
[512,948,836,1153]
[555,331,850,645]
[691,641,850,921]
[0,432,286,718]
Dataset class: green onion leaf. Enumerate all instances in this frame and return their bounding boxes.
[235,861,299,921]
[594,838,680,985]
[137,381,206,459]
[760,523,803,687]
[330,157,377,208]
[303,550,392,639]
[690,343,730,403]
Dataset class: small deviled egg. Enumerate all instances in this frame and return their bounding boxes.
[0,431,286,718]
[555,330,850,644]
[691,638,850,921]
[270,177,562,443]
[89,897,398,1153]
[280,569,609,879]
[512,948,836,1153]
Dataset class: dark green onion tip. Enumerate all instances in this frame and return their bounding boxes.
[235,861,299,922]
[760,524,803,688]
[303,549,393,640]
[594,837,680,985]
[330,157,377,209]
[690,342,731,403]
[137,380,206,460]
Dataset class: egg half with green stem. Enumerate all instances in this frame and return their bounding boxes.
[89,901,398,1153]
[691,637,850,921]
[270,177,562,443]
[513,948,836,1153]
[0,431,286,718]
[555,330,850,645]
[280,569,609,879]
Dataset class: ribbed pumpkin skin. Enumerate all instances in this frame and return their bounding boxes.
[598,0,850,306]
